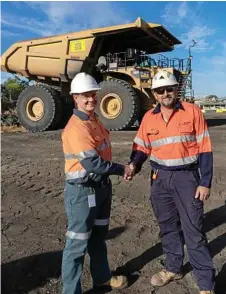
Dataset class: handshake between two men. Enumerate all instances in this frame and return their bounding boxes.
[123,162,136,181]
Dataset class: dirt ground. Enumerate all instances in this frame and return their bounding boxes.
[1,113,226,294]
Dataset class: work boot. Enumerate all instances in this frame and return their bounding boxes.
[151,269,183,287]
[96,275,128,289]
[200,291,215,294]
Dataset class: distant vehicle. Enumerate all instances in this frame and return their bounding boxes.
[194,100,226,113]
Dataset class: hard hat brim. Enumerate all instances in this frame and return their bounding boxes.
[151,82,178,90]
[70,86,101,95]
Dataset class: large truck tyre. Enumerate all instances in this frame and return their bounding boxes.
[16,84,62,132]
[97,79,140,130]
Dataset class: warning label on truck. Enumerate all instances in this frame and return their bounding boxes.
[70,40,86,52]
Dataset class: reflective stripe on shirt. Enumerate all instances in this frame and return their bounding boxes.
[65,169,87,180]
[150,154,198,166]
[196,130,210,142]
[64,149,98,160]
[151,134,196,148]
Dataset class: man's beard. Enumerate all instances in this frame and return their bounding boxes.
[160,96,176,108]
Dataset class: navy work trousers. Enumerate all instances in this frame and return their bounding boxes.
[62,180,112,294]
[150,169,215,291]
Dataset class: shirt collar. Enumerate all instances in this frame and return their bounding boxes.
[73,109,99,121]
[73,109,90,121]
[153,100,184,114]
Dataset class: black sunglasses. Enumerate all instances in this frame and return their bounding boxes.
[154,87,175,95]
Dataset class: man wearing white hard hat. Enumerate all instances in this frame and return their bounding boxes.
[61,73,130,294]
[126,70,215,293]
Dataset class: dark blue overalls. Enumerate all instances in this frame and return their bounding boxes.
[150,169,215,290]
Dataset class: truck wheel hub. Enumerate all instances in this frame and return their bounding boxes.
[100,93,122,119]
[26,97,44,121]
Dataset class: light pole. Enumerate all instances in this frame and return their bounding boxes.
[188,40,197,99]
[189,40,197,58]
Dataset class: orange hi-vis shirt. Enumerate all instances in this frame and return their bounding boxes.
[131,101,213,188]
[62,109,124,184]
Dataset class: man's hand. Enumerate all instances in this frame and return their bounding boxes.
[195,186,210,201]
[124,163,135,181]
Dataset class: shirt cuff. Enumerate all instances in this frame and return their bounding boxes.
[110,163,125,176]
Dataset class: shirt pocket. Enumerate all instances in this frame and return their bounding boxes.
[178,121,194,134]
[178,121,196,148]
[147,128,160,150]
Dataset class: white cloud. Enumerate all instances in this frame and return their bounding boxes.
[187,26,214,39]
[193,70,226,97]
[201,42,226,67]
[211,56,226,66]
[1,2,132,37]
[162,2,214,52]
[180,26,215,51]
[1,30,20,37]
[1,14,55,36]
[178,2,187,18]
[161,1,204,27]
[193,43,226,96]
[161,2,188,25]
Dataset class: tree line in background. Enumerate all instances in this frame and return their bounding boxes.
[1,77,29,107]
[1,77,29,126]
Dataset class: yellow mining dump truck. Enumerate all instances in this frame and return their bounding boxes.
[1,17,193,132]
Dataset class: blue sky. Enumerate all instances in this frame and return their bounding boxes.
[1,1,226,97]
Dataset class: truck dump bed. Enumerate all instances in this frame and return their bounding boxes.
[1,17,181,82]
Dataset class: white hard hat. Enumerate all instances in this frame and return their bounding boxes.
[151,70,178,90]
[70,72,101,94]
